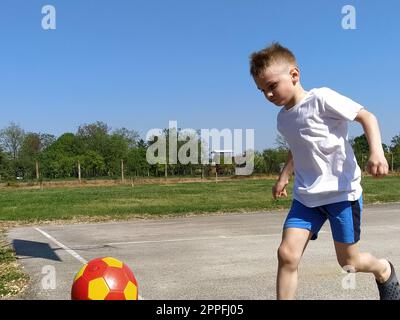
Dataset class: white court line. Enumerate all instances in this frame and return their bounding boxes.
[107,234,281,246]
[106,231,328,246]
[34,227,144,300]
[35,227,88,264]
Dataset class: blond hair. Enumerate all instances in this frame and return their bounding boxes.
[249,42,297,77]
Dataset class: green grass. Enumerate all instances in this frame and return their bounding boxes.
[0,230,29,298]
[0,249,29,297]
[0,176,399,222]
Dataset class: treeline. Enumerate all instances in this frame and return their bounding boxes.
[0,122,148,180]
[0,121,400,181]
[0,121,228,181]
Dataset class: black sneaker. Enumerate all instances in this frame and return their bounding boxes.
[376,261,400,300]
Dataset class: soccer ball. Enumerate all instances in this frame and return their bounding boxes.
[71,257,138,300]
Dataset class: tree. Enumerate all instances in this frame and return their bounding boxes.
[390,134,400,152]
[0,122,25,160]
[352,134,369,168]
[275,134,289,151]
[389,134,400,171]
[20,133,41,156]
[80,151,105,177]
[351,134,389,170]
[0,148,12,180]
[19,133,41,179]
[48,133,84,155]
[128,139,150,176]
[107,133,130,176]
[351,134,369,152]
[113,128,140,149]
[254,151,267,173]
[39,133,83,178]
[39,133,56,150]
[262,148,288,174]
[127,147,149,177]
[77,122,121,176]
[137,139,147,149]
[76,121,110,154]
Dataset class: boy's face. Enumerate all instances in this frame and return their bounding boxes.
[253,63,299,107]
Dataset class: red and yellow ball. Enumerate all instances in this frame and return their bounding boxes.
[71,257,138,300]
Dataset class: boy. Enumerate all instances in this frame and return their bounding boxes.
[249,42,400,300]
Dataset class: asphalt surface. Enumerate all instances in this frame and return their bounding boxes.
[6,203,400,300]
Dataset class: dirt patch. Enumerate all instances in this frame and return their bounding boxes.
[0,175,279,190]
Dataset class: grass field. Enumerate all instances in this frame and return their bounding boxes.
[1,175,400,222]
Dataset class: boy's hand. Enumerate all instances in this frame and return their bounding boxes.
[366,153,389,178]
[272,180,288,199]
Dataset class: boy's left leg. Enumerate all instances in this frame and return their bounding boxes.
[334,241,390,282]
[325,196,400,299]
[334,241,400,300]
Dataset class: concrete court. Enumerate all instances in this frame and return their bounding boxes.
[6,202,400,300]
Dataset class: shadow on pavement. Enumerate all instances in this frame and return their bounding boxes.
[12,239,61,262]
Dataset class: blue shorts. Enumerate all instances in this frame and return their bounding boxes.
[283,196,363,244]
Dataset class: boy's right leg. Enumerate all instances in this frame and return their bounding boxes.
[277,228,313,300]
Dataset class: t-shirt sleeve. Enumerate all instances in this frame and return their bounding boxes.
[317,87,364,121]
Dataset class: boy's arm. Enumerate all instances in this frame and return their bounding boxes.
[354,109,389,178]
[272,150,293,199]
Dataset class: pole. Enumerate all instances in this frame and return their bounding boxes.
[391,152,394,173]
[78,160,81,182]
[121,159,125,182]
[36,160,40,180]
[361,154,364,172]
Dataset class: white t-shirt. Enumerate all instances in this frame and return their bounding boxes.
[277,87,364,207]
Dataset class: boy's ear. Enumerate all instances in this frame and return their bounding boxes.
[290,67,300,83]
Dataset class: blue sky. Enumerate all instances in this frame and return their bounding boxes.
[1,0,399,151]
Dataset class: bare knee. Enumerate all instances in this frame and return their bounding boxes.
[335,242,362,271]
[337,255,359,271]
[338,258,353,270]
[277,245,301,270]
